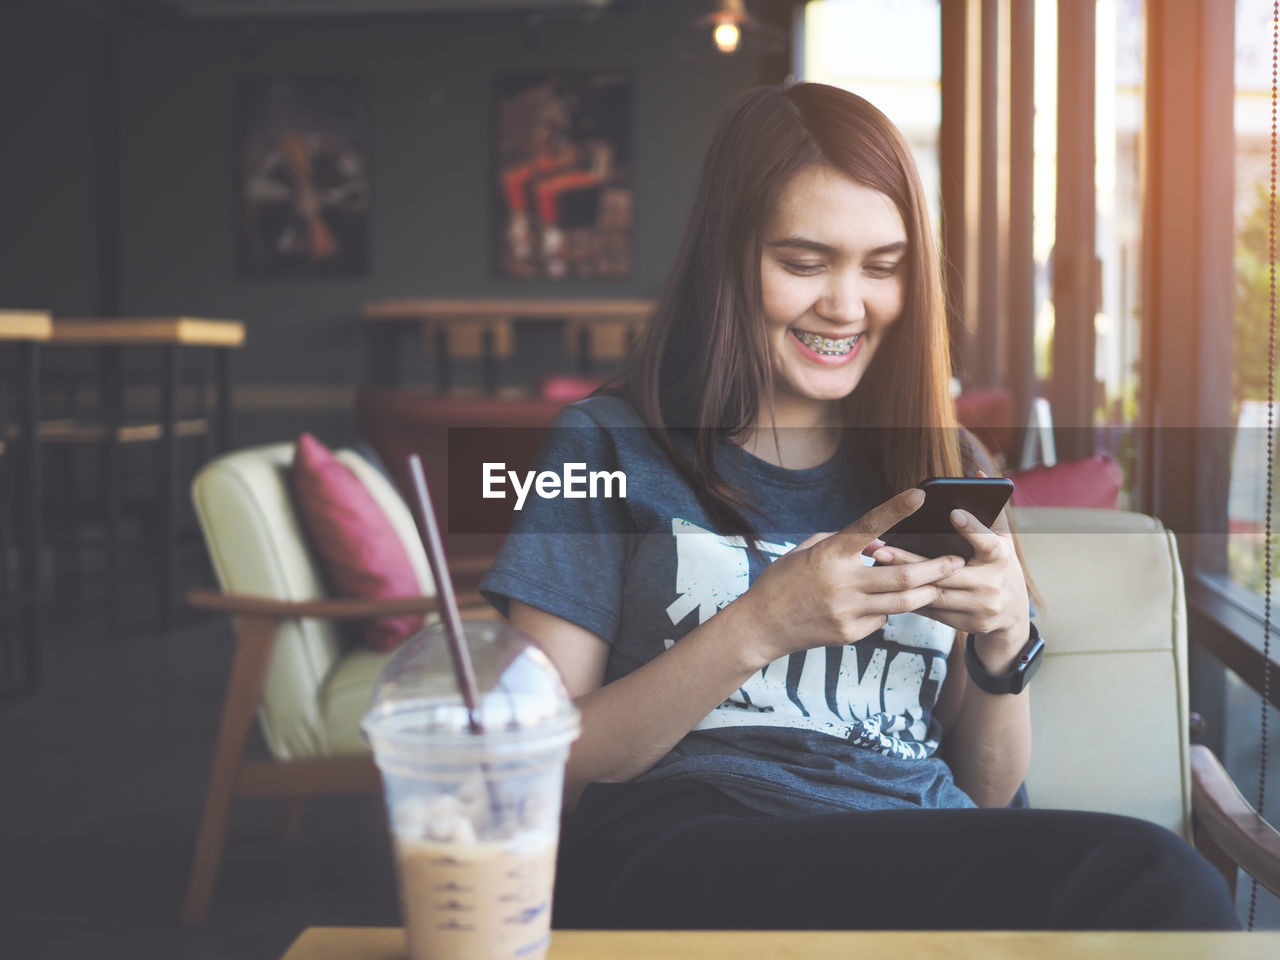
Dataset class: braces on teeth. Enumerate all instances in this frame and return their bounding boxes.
[795,330,859,356]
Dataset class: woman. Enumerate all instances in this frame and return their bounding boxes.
[480,82,1238,930]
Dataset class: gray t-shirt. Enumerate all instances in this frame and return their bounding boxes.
[481,394,977,815]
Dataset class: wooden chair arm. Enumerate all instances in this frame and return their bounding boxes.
[447,555,496,576]
[186,588,490,620]
[1190,743,1280,898]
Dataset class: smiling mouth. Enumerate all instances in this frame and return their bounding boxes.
[792,329,861,356]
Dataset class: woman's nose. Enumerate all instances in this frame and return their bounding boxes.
[816,272,866,325]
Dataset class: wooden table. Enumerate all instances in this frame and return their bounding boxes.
[49,316,245,451]
[361,297,652,392]
[281,926,1280,960]
[0,310,53,698]
[47,316,245,632]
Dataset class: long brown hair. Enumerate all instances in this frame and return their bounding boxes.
[619,81,965,543]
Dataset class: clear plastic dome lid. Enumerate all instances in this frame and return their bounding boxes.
[361,620,580,762]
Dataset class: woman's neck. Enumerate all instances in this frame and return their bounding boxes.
[742,399,844,469]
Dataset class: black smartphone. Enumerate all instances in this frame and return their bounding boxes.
[880,477,1015,561]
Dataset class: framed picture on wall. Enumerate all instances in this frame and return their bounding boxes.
[494,71,632,280]
[235,75,372,278]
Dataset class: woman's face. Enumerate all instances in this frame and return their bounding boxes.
[758,165,908,426]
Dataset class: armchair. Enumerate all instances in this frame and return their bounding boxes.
[180,441,491,925]
[1013,506,1280,899]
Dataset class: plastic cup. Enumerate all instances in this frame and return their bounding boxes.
[362,620,580,960]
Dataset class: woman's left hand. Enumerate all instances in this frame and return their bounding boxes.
[871,501,1029,659]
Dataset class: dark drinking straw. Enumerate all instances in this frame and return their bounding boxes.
[406,454,484,736]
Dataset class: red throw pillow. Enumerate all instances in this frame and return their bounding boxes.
[537,374,608,401]
[292,433,424,651]
[1008,454,1124,509]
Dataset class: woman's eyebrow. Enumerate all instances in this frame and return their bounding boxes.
[767,236,837,254]
[767,236,908,257]
[866,240,908,256]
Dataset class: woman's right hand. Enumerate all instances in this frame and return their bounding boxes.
[735,488,965,666]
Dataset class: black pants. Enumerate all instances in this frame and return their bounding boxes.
[554,780,1240,931]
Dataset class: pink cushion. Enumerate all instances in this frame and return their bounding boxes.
[291,433,423,651]
[1008,454,1124,509]
[537,374,608,401]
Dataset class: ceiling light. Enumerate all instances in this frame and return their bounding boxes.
[713,21,741,54]
[696,0,781,56]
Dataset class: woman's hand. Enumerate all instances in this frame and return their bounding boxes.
[870,496,1030,667]
[735,488,965,667]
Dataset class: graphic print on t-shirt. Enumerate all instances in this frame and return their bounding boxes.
[663,518,953,760]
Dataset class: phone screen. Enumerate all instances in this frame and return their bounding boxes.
[880,477,1014,561]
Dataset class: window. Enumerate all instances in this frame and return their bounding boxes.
[1228,0,1280,594]
[1032,0,1057,388]
[1217,7,1280,922]
[799,0,942,221]
[1093,0,1144,505]
[1148,0,1279,924]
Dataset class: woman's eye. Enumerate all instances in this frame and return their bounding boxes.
[865,262,902,278]
[783,261,823,275]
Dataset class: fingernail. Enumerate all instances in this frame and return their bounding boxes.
[952,509,969,527]
[951,556,965,571]
[875,549,893,563]
[906,489,924,508]
[870,538,885,548]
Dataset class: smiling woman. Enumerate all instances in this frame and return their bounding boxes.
[477,81,1242,932]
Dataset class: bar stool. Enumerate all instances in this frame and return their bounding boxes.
[39,364,212,627]
[43,317,245,634]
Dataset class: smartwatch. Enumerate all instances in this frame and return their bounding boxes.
[964,622,1044,695]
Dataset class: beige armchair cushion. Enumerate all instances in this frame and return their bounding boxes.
[1013,507,1190,839]
[321,647,400,754]
[191,442,434,760]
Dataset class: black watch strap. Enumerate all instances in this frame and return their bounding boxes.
[964,622,1044,695]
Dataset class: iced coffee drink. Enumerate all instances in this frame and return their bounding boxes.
[397,833,557,960]
[391,790,559,960]
[363,621,580,960]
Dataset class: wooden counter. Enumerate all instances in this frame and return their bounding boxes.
[0,309,53,340]
[50,316,245,347]
[362,297,652,321]
[361,297,653,390]
[280,927,1280,960]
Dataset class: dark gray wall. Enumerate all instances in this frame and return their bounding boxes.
[117,3,788,444]
[2,2,790,447]
[0,6,101,317]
